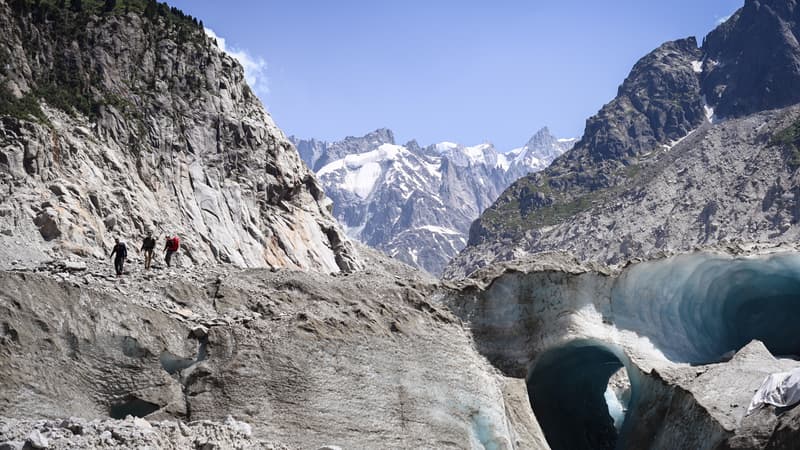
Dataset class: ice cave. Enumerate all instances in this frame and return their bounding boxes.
[528,340,629,450]
[612,253,800,363]
[527,253,800,450]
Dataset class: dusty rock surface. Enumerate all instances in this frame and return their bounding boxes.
[0,244,545,449]
[0,416,284,450]
[3,241,800,449]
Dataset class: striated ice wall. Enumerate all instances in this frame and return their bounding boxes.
[612,253,800,364]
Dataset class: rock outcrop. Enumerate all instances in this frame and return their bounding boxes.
[702,0,800,118]
[0,0,359,272]
[579,37,704,163]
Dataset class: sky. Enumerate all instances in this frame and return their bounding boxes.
[167,0,743,150]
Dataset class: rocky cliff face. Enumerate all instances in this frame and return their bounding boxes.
[449,0,800,278]
[0,0,359,272]
[702,0,800,118]
[579,38,704,163]
[292,128,573,275]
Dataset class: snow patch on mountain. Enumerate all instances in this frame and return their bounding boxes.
[318,143,405,199]
[418,225,462,236]
[435,141,459,152]
[463,143,494,166]
[701,95,716,124]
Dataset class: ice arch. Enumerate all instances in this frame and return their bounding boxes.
[527,340,632,450]
[612,253,800,364]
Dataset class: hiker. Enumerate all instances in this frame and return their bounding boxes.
[109,238,127,276]
[164,234,180,267]
[140,232,156,270]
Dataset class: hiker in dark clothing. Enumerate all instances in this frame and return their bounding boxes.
[109,238,127,276]
[141,232,156,270]
[164,235,180,268]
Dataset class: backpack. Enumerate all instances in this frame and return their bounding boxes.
[117,243,127,259]
[168,236,180,251]
[143,237,156,250]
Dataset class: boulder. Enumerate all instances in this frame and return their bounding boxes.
[24,430,47,449]
[32,209,60,241]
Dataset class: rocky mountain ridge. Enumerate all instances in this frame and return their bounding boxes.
[291,128,574,274]
[0,0,359,273]
[448,0,800,277]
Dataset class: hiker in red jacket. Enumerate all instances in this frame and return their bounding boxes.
[164,235,180,268]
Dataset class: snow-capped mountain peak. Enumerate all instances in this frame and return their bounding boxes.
[317,143,409,200]
[504,127,575,179]
[290,127,575,274]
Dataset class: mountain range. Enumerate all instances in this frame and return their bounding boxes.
[291,128,574,274]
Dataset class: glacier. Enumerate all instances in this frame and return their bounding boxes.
[446,249,800,450]
[612,253,800,364]
[528,340,629,450]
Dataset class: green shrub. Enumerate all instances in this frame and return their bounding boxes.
[8,0,208,119]
[0,86,47,123]
[770,119,800,170]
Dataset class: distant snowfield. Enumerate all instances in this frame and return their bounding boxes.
[417,225,461,236]
[318,144,406,199]
[317,138,572,201]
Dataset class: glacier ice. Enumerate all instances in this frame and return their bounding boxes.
[604,386,626,430]
[520,252,800,450]
[612,253,800,364]
[527,340,630,450]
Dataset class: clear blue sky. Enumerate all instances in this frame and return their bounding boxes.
[167,0,742,150]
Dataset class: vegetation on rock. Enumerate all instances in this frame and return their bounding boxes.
[771,119,800,170]
[5,0,205,120]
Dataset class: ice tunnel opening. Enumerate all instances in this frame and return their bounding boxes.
[528,340,628,450]
[612,253,800,364]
